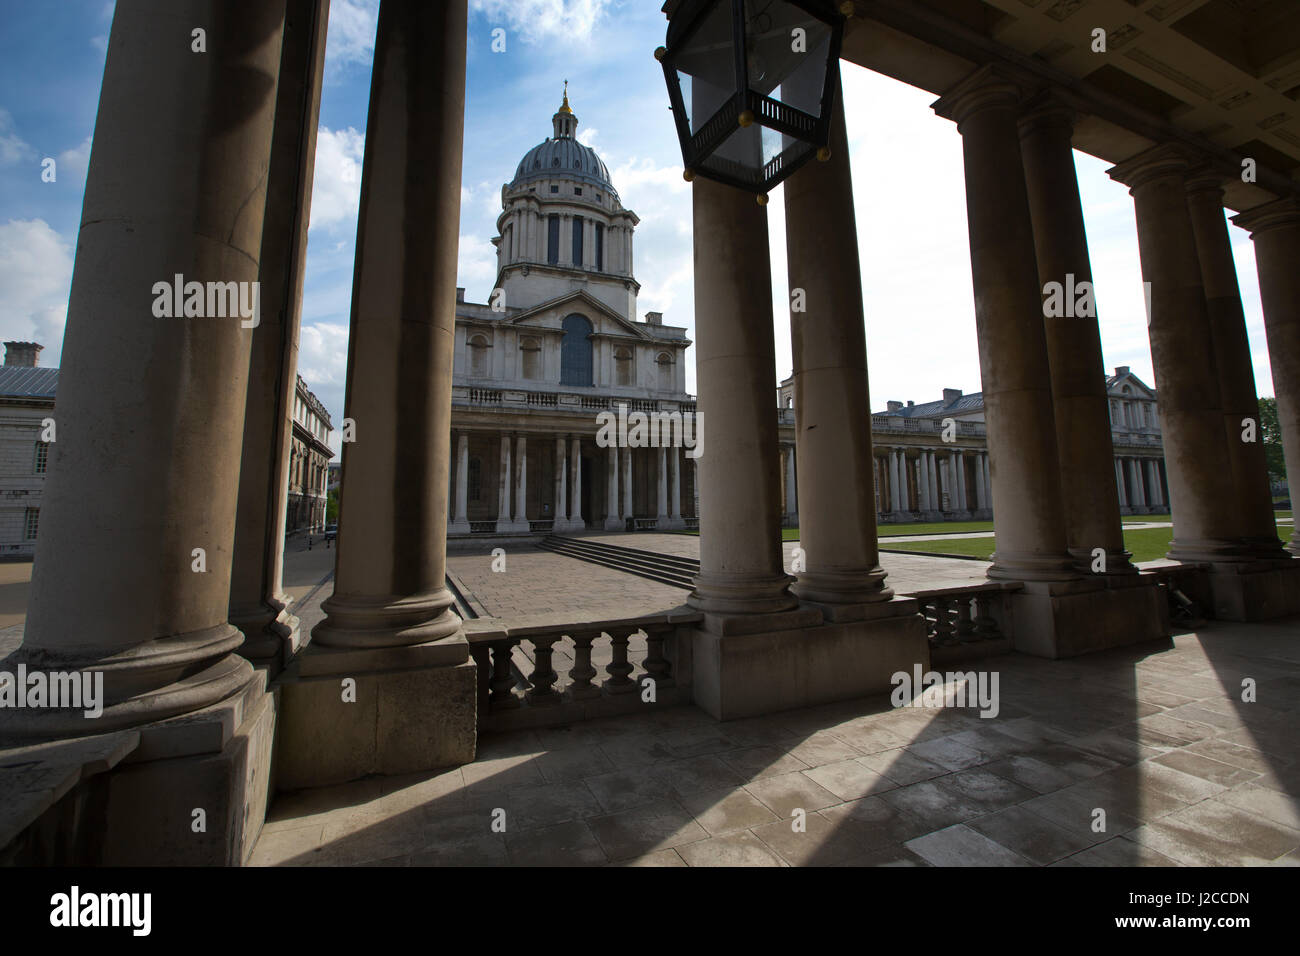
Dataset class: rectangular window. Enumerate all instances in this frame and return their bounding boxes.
[24,508,38,541]
[596,223,604,271]
[547,215,559,264]
[572,216,583,266]
[34,442,48,474]
[468,458,482,502]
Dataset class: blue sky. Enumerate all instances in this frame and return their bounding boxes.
[0,0,1279,461]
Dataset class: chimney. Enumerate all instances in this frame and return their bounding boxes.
[4,342,42,367]
[943,388,962,404]
[456,287,465,303]
[645,311,663,326]
[907,400,914,407]
[1115,365,1130,376]
[886,400,903,413]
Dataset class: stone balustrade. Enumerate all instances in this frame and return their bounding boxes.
[907,582,1021,663]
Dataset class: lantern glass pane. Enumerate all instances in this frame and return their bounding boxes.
[743,0,831,115]
[674,1,737,135]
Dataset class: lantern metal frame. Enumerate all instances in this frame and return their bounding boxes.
[659,0,845,194]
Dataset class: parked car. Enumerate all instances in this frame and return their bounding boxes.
[324,524,337,543]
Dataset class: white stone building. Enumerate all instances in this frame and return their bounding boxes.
[287,374,332,533]
[0,343,55,558]
[449,91,696,535]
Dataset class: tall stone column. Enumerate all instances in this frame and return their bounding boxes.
[1187,171,1284,557]
[1108,145,1250,561]
[622,447,633,520]
[570,436,583,526]
[555,434,568,525]
[8,0,287,735]
[284,0,475,785]
[687,177,795,614]
[230,0,329,672]
[656,446,669,520]
[1018,97,1132,572]
[783,79,893,604]
[449,431,470,534]
[603,443,620,530]
[934,67,1076,582]
[514,434,527,526]
[1233,197,1300,554]
[785,446,798,518]
[1130,459,1147,508]
[670,448,682,524]
[953,450,966,510]
[1114,459,1128,509]
[497,433,511,525]
[887,451,900,513]
[974,453,987,512]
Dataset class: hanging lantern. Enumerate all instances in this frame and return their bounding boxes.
[658,0,847,197]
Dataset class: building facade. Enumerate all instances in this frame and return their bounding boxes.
[776,367,1169,524]
[448,91,697,535]
[0,343,55,558]
[287,374,332,533]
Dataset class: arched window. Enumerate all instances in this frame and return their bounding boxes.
[560,314,593,386]
[469,333,489,377]
[614,346,633,386]
[656,351,673,391]
[520,335,541,380]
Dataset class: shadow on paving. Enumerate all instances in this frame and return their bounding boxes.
[249,614,1300,866]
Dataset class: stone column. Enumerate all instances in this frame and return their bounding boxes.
[1018,97,1133,573]
[974,453,987,512]
[687,177,795,614]
[934,67,1076,581]
[8,0,286,736]
[497,433,511,524]
[555,434,568,525]
[1130,458,1147,509]
[514,434,527,526]
[1233,197,1300,554]
[1187,171,1284,557]
[1108,144,1250,561]
[229,0,329,672]
[450,431,470,534]
[570,436,583,526]
[953,450,966,510]
[670,448,682,523]
[656,446,669,520]
[559,214,572,267]
[604,443,620,530]
[887,451,901,513]
[784,445,798,518]
[622,446,634,520]
[1115,459,1128,509]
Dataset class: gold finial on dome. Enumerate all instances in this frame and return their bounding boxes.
[559,79,573,114]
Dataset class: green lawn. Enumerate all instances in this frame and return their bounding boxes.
[883,525,1185,563]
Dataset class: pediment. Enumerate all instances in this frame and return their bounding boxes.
[508,289,650,340]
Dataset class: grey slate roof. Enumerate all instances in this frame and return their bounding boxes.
[881,392,985,418]
[0,366,58,398]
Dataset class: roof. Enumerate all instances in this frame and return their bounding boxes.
[513,137,614,194]
[0,366,58,398]
[881,392,986,418]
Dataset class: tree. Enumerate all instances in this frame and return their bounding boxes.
[326,488,340,523]
[1258,397,1287,491]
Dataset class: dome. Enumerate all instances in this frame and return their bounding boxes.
[509,86,617,199]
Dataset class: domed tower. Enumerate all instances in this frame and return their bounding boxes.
[493,85,641,321]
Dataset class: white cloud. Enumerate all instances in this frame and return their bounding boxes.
[308,126,365,232]
[57,135,93,185]
[0,219,75,363]
[0,109,34,166]
[470,0,614,44]
[297,321,350,458]
[325,0,379,78]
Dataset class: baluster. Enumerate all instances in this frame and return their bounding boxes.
[489,639,521,711]
[526,634,561,705]
[972,593,999,640]
[604,628,635,694]
[568,631,600,700]
[933,597,957,646]
[956,597,975,643]
[642,627,673,689]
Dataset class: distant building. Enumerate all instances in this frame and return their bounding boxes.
[776,367,1168,522]
[0,342,56,557]
[288,374,333,533]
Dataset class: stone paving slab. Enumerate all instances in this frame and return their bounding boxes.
[250,614,1300,867]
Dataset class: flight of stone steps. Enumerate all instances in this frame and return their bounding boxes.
[538,535,698,590]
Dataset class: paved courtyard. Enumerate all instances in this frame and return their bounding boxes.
[250,614,1300,867]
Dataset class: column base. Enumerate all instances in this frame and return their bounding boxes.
[602,516,623,531]
[987,551,1079,582]
[793,566,894,609]
[1005,575,1168,659]
[231,598,302,675]
[496,519,531,534]
[1202,558,1300,621]
[448,518,471,536]
[1067,546,1139,576]
[275,637,477,790]
[312,592,462,649]
[688,597,928,720]
[687,570,799,615]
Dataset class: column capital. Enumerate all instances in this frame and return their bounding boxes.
[1231,196,1300,237]
[1106,142,1200,192]
[1184,160,1238,197]
[1017,90,1078,136]
[931,63,1029,129]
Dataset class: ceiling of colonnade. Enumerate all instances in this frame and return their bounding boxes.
[837,0,1300,212]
